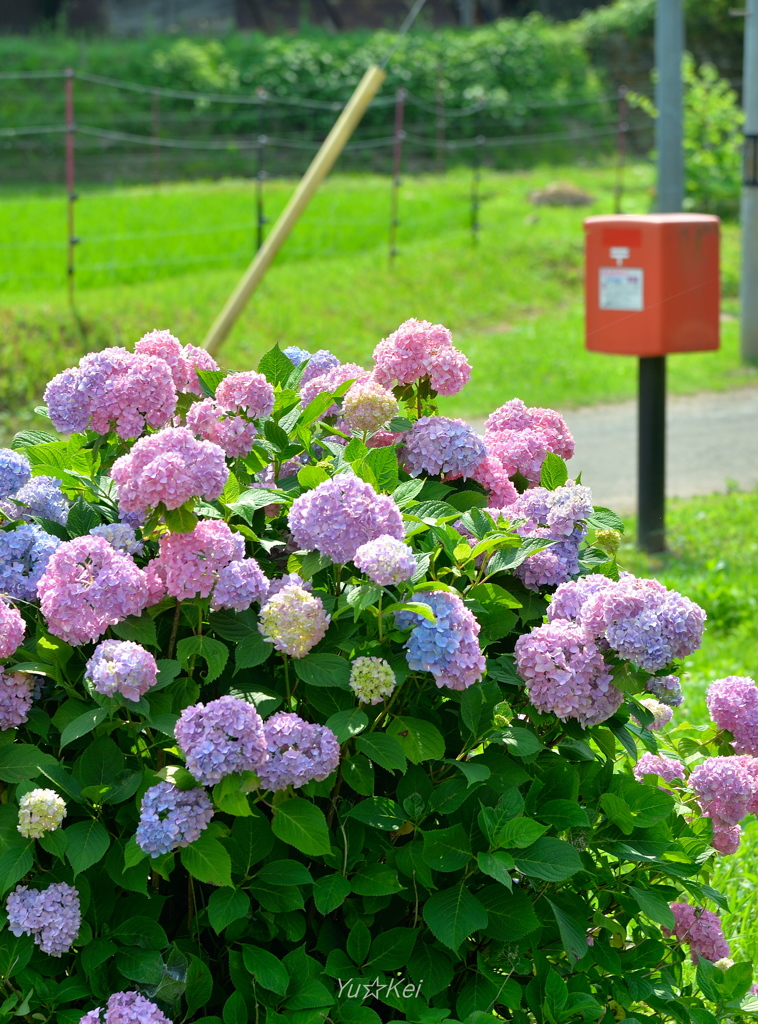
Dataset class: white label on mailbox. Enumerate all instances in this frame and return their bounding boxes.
[599,266,644,311]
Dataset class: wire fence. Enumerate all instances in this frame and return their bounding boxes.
[0,68,653,300]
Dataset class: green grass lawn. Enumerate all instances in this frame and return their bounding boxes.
[0,162,751,443]
[620,488,758,962]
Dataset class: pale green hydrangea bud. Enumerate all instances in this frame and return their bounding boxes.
[349,657,396,705]
[18,789,66,839]
[493,701,514,728]
[595,528,621,557]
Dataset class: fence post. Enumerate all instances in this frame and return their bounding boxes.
[256,89,268,253]
[389,87,406,264]
[64,67,77,309]
[470,135,484,245]
[151,88,161,184]
[614,85,628,215]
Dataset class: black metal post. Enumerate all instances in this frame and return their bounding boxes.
[638,355,666,552]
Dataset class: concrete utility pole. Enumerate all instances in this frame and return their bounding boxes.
[638,0,684,553]
[459,0,475,27]
[740,0,758,361]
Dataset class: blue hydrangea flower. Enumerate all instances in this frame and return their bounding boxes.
[401,416,486,478]
[396,589,485,691]
[8,476,70,526]
[0,524,62,601]
[89,523,143,555]
[135,782,214,857]
[283,346,311,366]
[175,695,268,785]
[299,349,340,387]
[7,882,80,956]
[0,450,31,500]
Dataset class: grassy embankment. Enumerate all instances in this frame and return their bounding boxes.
[0,162,750,444]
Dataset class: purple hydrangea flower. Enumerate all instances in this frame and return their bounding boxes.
[633,752,684,783]
[257,712,340,791]
[0,450,31,499]
[0,524,62,602]
[7,882,80,956]
[267,573,311,599]
[353,535,416,586]
[666,903,730,963]
[707,676,758,755]
[689,756,754,826]
[89,523,143,556]
[37,536,148,646]
[85,640,158,702]
[401,416,486,478]
[289,475,404,565]
[211,558,269,612]
[712,820,741,855]
[175,695,268,785]
[646,674,683,707]
[516,534,583,592]
[284,346,311,366]
[258,583,330,658]
[80,991,171,1024]
[396,589,485,691]
[135,782,214,857]
[0,670,34,730]
[111,427,228,516]
[299,349,340,387]
[508,483,592,592]
[548,575,618,623]
[514,620,623,728]
[300,363,371,415]
[6,475,70,526]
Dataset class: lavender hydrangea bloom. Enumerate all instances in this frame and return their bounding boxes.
[516,533,583,591]
[299,349,340,387]
[289,475,404,565]
[0,525,61,602]
[284,346,311,366]
[646,674,683,707]
[0,450,31,499]
[349,657,396,705]
[80,991,171,1024]
[707,676,758,755]
[258,583,330,658]
[514,620,623,728]
[267,573,311,599]
[548,575,617,623]
[17,789,66,838]
[508,483,592,592]
[85,640,158,702]
[353,535,416,586]
[257,712,340,791]
[175,695,268,785]
[89,523,143,556]
[7,882,80,956]
[712,820,741,855]
[633,752,684,783]
[667,903,730,963]
[689,756,754,826]
[396,589,485,691]
[7,476,70,526]
[211,558,269,612]
[136,782,214,856]
[0,670,34,730]
[401,416,486,478]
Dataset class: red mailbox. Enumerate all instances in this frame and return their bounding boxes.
[584,214,720,357]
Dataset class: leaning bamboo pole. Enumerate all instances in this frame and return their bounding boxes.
[202,64,387,357]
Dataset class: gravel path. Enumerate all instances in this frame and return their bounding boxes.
[470,387,758,514]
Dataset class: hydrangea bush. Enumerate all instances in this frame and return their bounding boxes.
[0,320,755,1022]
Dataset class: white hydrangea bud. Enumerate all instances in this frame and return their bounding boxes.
[18,789,66,839]
[349,657,396,706]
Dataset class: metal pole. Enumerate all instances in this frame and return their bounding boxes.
[459,0,475,27]
[740,0,758,360]
[638,357,667,553]
[614,85,628,215]
[64,68,77,309]
[389,87,405,264]
[637,0,683,552]
[202,64,386,356]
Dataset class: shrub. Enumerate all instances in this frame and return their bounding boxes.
[0,320,756,1023]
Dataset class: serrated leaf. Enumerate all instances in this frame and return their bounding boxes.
[112,615,158,648]
[540,452,569,490]
[423,824,472,872]
[293,654,351,689]
[499,725,543,757]
[423,883,488,951]
[0,743,57,783]
[176,635,229,683]
[196,369,228,398]
[354,734,407,773]
[0,842,34,894]
[271,799,331,855]
[387,717,445,763]
[326,708,368,743]
[59,708,108,749]
[181,832,233,886]
[256,859,313,886]
[494,817,548,850]
[477,851,514,888]
[587,506,625,533]
[346,797,404,831]
[629,885,676,929]
[548,900,589,964]
[66,495,101,536]
[366,927,417,970]
[65,819,110,875]
[208,887,251,933]
[313,873,351,914]
[513,838,582,882]
[164,505,199,533]
[242,943,289,996]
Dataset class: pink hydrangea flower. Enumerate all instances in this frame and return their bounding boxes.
[485,427,553,486]
[80,991,171,1024]
[666,903,730,963]
[183,344,220,397]
[211,558,269,612]
[289,475,404,565]
[0,601,25,659]
[372,318,471,396]
[151,521,245,601]
[300,363,371,415]
[215,371,275,419]
[514,620,623,728]
[37,536,149,646]
[712,820,741,855]
[0,670,34,730]
[485,398,575,461]
[707,676,758,756]
[185,398,257,458]
[689,756,754,826]
[111,427,228,515]
[134,329,189,390]
[633,752,685,783]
